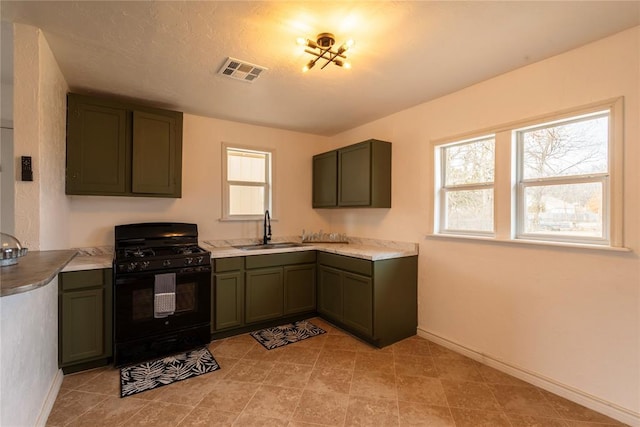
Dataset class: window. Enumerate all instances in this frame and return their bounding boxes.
[515,112,610,244]
[222,144,273,220]
[435,136,495,235]
[432,98,623,248]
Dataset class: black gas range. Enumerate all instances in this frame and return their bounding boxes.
[112,222,211,367]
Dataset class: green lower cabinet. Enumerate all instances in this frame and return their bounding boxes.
[59,269,112,372]
[61,288,104,363]
[317,265,343,322]
[245,267,284,324]
[318,265,373,336]
[317,252,417,347]
[342,272,373,336]
[283,264,316,315]
[212,271,244,332]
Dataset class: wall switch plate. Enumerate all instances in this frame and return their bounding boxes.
[21,156,33,181]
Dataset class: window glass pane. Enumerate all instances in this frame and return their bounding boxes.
[445,189,493,232]
[523,182,603,238]
[227,150,266,183]
[521,114,608,180]
[229,185,264,215]
[444,138,495,186]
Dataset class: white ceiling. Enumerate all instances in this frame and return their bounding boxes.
[1,1,639,136]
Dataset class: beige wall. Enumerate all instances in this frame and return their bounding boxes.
[13,24,41,249]
[13,23,70,250]
[66,115,331,247]
[325,27,640,420]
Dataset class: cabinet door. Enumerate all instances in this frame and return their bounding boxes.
[213,272,244,332]
[245,267,284,324]
[313,151,338,207]
[61,288,104,364]
[317,265,343,322]
[338,142,371,206]
[284,264,316,315]
[342,272,373,337]
[66,96,128,195]
[132,111,181,196]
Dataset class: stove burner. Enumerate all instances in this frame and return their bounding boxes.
[124,248,156,259]
[173,246,203,255]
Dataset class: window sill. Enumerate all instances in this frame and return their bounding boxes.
[426,233,631,253]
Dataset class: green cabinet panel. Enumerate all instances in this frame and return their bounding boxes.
[66,93,183,198]
[317,252,417,348]
[245,267,284,324]
[245,251,316,269]
[312,151,338,208]
[66,96,128,194]
[213,271,244,332]
[317,265,343,322]
[59,269,113,371]
[342,272,373,336]
[213,257,244,332]
[312,139,391,208]
[283,264,316,315]
[132,111,181,196]
[61,288,104,363]
[338,142,371,206]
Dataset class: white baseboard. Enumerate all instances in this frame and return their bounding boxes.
[35,368,64,427]
[417,328,640,427]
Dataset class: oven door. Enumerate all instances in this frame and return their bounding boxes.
[114,266,211,343]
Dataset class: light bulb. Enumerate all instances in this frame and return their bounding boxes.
[296,37,307,46]
[303,60,315,72]
[343,62,352,69]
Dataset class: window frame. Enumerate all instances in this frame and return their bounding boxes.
[435,135,496,237]
[221,143,274,221]
[431,97,624,250]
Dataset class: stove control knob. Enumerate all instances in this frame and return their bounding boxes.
[163,260,171,267]
[127,262,138,272]
[184,258,193,265]
[196,256,204,264]
[140,261,150,270]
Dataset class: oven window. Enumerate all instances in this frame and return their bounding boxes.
[176,282,196,313]
[132,288,153,321]
[129,279,199,321]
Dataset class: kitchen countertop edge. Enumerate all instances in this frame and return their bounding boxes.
[63,242,418,272]
[0,250,78,297]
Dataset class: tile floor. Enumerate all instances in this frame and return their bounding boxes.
[47,318,627,426]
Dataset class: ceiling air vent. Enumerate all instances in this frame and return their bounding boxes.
[218,57,267,83]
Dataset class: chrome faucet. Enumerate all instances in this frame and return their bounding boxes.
[263,210,272,244]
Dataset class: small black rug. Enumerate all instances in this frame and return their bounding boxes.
[250,320,326,350]
[120,347,219,397]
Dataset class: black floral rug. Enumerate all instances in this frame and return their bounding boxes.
[250,320,326,350]
[120,347,219,397]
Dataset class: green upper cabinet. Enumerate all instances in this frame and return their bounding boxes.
[66,93,183,198]
[66,96,129,194]
[312,151,337,208]
[312,139,391,208]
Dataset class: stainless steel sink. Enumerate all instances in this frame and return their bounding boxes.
[233,242,305,251]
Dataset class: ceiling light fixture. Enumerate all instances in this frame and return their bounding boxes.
[297,33,354,72]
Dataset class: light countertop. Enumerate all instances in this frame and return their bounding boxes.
[1,250,78,297]
[62,238,419,272]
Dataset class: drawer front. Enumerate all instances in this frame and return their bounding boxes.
[61,269,108,291]
[214,256,244,273]
[317,252,371,276]
[245,251,316,269]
